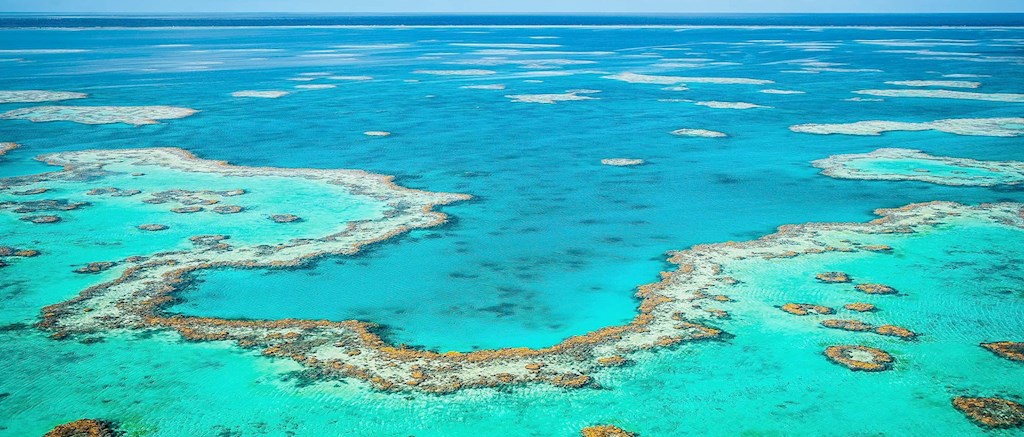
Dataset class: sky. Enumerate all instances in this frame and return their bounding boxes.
[2,0,1023,14]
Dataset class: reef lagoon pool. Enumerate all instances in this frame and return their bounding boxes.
[1,14,1024,436]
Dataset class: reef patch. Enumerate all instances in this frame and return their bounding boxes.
[0,90,87,103]
[824,345,894,371]
[812,148,1024,187]
[952,397,1024,428]
[791,117,1024,137]
[0,106,198,126]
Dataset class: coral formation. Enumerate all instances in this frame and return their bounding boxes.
[21,215,61,224]
[816,272,851,283]
[0,105,197,126]
[601,159,645,167]
[581,425,636,437]
[812,148,1024,187]
[20,150,1021,396]
[980,342,1024,362]
[952,397,1024,428]
[844,303,876,312]
[855,283,898,295]
[780,303,834,316]
[137,224,169,231]
[270,214,302,223]
[824,345,894,371]
[43,418,118,437]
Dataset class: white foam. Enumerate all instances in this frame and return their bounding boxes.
[294,84,336,90]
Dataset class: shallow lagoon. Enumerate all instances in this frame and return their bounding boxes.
[1,20,1023,436]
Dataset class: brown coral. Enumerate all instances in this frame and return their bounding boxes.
[855,283,898,295]
[816,271,851,283]
[73,262,115,274]
[597,355,627,367]
[981,342,1024,362]
[780,303,834,316]
[844,303,876,312]
[875,325,917,340]
[137,224,168,231]
[824,345,893,371]
[21,215,61,224]
[581,425,636,437]
[43,418,118,437]
[821,319,874,332]
[952,397,1024,428]
[270,214,302,223]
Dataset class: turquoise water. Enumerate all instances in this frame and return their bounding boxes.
[1,21,1023,435]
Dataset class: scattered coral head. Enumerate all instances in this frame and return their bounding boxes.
[780,303,834,316]
[855,283,898,295]
[816,271,852,283]
[43,418,119,437]
[581,424,636,437]
[952,396,1024,428]
[824,345,894,371]
[981,342,1024,362]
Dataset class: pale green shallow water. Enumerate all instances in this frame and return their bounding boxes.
[0,21,1023,436]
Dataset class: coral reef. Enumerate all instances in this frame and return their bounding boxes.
[0,90,87,103]
[43,418,118,437]
[137,224,169,231]
[980,342,1024,362]
[601,159,645,167]
[0,105,197,126]
[780,303,834,316]
[270,214,302,223]
[21,215,61,224]
[74,262,115,274]
[816,272,852,283]
[22,152,1021,396]
[505,90,600,104]
[670,129,728,138]
[853,89,1024,103]
[844,303,876,312]
[0,142,18,156]
[812,148,1024,187]
[581,425,636,437]
[824,345,894,371]
[792,118,1024,137]
[855,283,898,295]
[231,90,289,98]
[952,397,1024,428]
